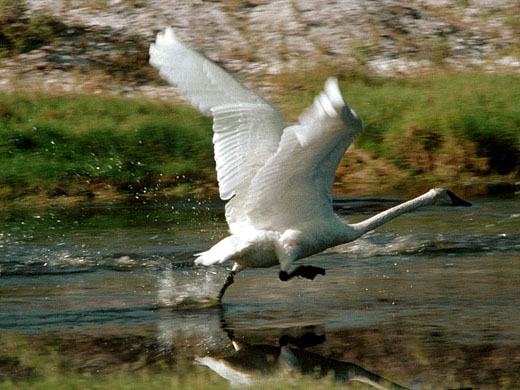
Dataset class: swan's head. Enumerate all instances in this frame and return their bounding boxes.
[431,188,472,207]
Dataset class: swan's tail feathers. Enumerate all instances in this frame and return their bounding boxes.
[194,248,225,267]
[194,236,237,266]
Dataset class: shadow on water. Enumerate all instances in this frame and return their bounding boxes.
[0,199,519,388]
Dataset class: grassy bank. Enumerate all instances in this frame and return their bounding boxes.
[1,72,519,207]
[0,93,214,206]
[275,70,520,196]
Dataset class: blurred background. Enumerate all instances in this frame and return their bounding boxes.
[0,0,519,208]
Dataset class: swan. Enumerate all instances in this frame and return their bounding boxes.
[149,28,471,301]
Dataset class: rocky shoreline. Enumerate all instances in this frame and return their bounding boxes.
[1,0,519,98]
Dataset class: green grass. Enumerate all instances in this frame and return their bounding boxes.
[345,73,520,174]
[0,72,519,206]
[276,71,519,188]
[0,93,213,203]
[283,71,520,171]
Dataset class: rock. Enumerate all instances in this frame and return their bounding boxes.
[1,0,519,96]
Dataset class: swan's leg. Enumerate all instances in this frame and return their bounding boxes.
[218,263,242,301]
[279,265,326,281]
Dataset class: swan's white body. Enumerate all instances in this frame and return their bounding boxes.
[149,28,469,286]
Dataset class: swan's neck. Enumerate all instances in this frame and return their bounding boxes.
[347,189,440,238]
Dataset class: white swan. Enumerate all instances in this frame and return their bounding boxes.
[149,28,471,300]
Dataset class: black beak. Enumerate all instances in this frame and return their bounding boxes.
[446,190,472,207]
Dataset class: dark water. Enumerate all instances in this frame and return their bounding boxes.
[0,199,519,389]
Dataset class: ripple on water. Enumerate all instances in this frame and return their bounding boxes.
[0,200,519,389]
[330,230,520,258]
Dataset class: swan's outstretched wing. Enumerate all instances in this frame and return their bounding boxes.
[243,78,363,232]
[211,103,284,200]
[149,28,285,201]
[150,28,272,113]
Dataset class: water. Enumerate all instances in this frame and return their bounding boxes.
[0,199,519,389]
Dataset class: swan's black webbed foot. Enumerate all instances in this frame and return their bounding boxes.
[279,265,326,281]
[296,265,326,280]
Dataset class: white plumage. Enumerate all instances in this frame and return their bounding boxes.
[149,28,471,300]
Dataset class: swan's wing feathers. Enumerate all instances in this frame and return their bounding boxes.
[150,32,362,232]
[244,78,363,231]
[149,28,286,208]
[212,103,284,200]
[149,27,269,114]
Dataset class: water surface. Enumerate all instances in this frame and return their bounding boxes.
[0,199,519,389]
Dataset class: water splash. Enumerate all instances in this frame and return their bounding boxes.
[157,267,228,306]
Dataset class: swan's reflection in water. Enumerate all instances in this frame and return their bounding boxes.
[156,303,410,390]
[155,268,480,390]
[195,332,410,390]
